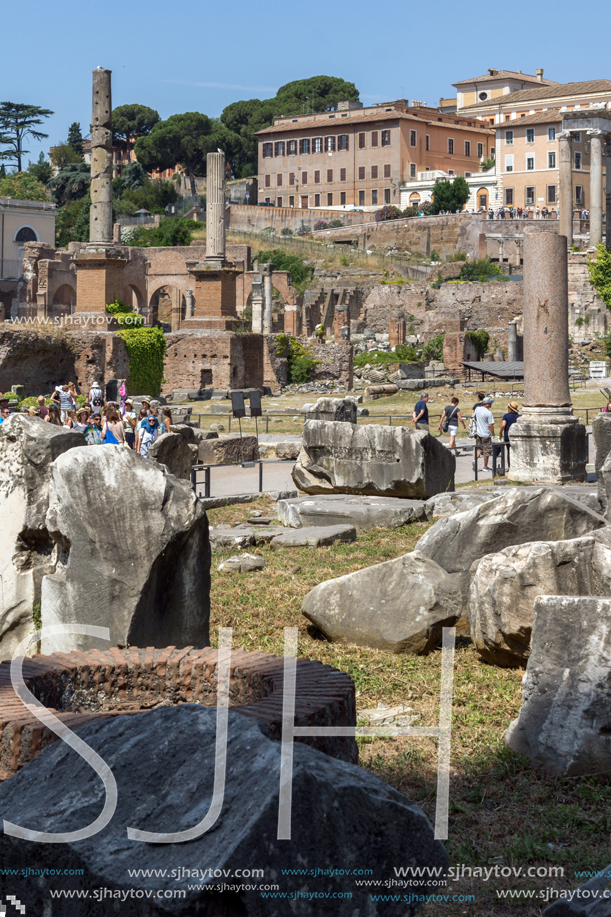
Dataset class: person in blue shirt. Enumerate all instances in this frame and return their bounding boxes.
[500,401,520,471]
[412,393,429,430]
[0,407,10,424]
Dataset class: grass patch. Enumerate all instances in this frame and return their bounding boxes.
[208,500,611,914]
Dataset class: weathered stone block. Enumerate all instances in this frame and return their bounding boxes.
[197,434,259,464]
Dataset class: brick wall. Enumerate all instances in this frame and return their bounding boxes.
[227,204,376,235]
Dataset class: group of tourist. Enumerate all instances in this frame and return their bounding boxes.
[0,383,173,460]
[486,207,554,220]
[412,390,521,471]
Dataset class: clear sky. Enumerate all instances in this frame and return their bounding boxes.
[1,0,610,166]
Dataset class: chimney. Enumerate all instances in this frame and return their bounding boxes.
[536,68,544,81]
[488,68,498,76]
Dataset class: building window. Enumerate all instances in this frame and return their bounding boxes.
[574,132,582,143]
[340,191,346,205]
[371,131,378,147]
[289,195,295,207]
[547,185,556,203]
[526,156,535,170]
[264,174,271,188]
[525,186,535,205]
[358,132,365,149]
[358,166,365,180]
[410,163,417,178]
[265,197,270,204]
[505,188,514,205]
[448,169,455,176]
[313,137,323,153]
[464,140,471,156]
[505,130,514,145]
[327,193,333,206]
[448,138,454,154]
[277,174,282,186]
[289,172,295,185]
[526,128,535,144]
[274,141,285,157]
[505,114,511,122]
[340,168,346,181]
[548,127,556,141]
[410,130,417,147]
[371,165,378,179]
[262,142,273,158]
[314,170,321,183]
[426,134,430,151]
[327,169,333,182]
[302,171,307,184]
[338,134,349,150]
[384,164,391,178]
[575,151,582,169]
[371,189,378,205]
[314,193,320,207]
[548,151,556,168]
[277,197,282,207]
[465,171,471,177]
[477,142,483,158]
[288,140,297,155]
[325,136,336,152]
[359,190,365,206]
[299,138,310,154]
[505,154,514,172]
[381,130,391,146]
[575,185,584,204]
[384,188,391,204]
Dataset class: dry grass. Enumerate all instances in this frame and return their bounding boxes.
[208,499,611,915]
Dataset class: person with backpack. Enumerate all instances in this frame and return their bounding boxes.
[101,406,125,445]
[438,397,466,456]
[88,382,105,416]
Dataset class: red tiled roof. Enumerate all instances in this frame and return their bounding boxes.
[257,109,494,136]
[453,69,556,87]
[496,111,562,127]
[461,80,611,111]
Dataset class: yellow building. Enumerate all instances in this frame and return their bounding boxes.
[0,196,56,280]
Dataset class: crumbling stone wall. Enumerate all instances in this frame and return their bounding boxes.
[309,342,353,388]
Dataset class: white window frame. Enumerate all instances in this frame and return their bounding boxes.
[505,154,514,173]
[574,132,582,143]
[409,163,416,178]
[548,151,556,169]
[526,155,535,171]
[575,151,582,170]
[547,126,556,142]
[505,130,514,145]
[526,128,535,144]
[477,142,483,158]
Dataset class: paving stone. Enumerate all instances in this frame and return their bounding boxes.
[277,494,429,530]
[270,524,357,549]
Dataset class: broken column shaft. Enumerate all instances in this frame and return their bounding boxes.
[89,68,113,245]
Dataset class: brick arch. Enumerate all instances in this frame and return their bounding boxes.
[147,276,192,310]
[123,282,145,312]
[51,282,76,318]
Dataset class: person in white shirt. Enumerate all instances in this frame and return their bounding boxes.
[474,396,495,471]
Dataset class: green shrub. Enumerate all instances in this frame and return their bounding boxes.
[328,219,344,228]
[587,243,611,310]
[258,248,314,289]
[354,345,418,369]
[422,332,445,362]
[466,329,490,355]
[106,296,144,327]
[340,255,350,267]
[276,334,320,383]
[450,252,467,261]
[460,258,502,281]
[116,327,167,395]
[126,218,202,248]
[280,227,293,236]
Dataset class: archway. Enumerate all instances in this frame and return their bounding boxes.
[149,285,186,329]
[476,188,489,211]
[123,283,145,313]
[52,284,76,320]
[409,193,421,208]
[14,226,39,243]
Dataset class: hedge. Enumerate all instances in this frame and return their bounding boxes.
[116,327,166,396]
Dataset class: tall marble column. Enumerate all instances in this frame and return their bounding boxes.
[606,137,611,251]
[589,130,603,247]
[507,321,518,362]
[261,263,275,335]
[251,273,263,333]
[90,68,113,244]
[558,131,573,245]
[206,151,226,267]
[510,233,586,483]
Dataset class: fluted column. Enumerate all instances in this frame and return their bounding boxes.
[589,130,603,247]
[206,151,226,267]
[559,131,573,245]
[89,68,113,244]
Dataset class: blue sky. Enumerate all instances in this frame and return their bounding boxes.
[1,0,609,166]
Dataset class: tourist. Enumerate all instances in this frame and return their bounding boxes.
[160,408,173,435]
[73,408,90,433]
[138,415,158,458]
[500,401,520,471]
[119,380,127,414]
[438,397,466,456]
[88,381,105,416]
[123,399,137,449]
[45,404,62,426]
[68,382,78,403]
[102,405,126,445]
[473,396,495,471]
[50,388,61,409]
[63,408,78,429]
[0,407,10,424]
[412,392,429,431]
[37,395,48,420]
[136,407,149,433]
[27,406,39,418]
[604,395,611,414]
[59,385,74,422]
[85,413,103,445]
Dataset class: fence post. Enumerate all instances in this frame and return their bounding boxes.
[205,466,211,499]
[266,415,269,434]
[228,415,231,433]
[259,461,264,493]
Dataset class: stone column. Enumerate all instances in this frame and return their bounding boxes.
[334,303,350,343]
[559,131,573,245]
[261,263,275,335]
[206,151,226,267]
[606,136,611,251]
[251,273,263,333]
[507,321,518,362]
[510,233,586,483]
[589,130,603,247]
[389,311,406,348]
[90,68,113,245]
[185,288,194,318]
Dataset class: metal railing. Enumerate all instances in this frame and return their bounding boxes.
[191,458,293,498]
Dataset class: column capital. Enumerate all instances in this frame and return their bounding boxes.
[587,129,604,136]
[558,131,574,140]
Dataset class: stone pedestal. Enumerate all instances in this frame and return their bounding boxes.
[73,249,126,321]
[251,273,263,333]
[510,233,587,483]
[283,303,300,336]
[185,264,239,330]
[205,151,226,268]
